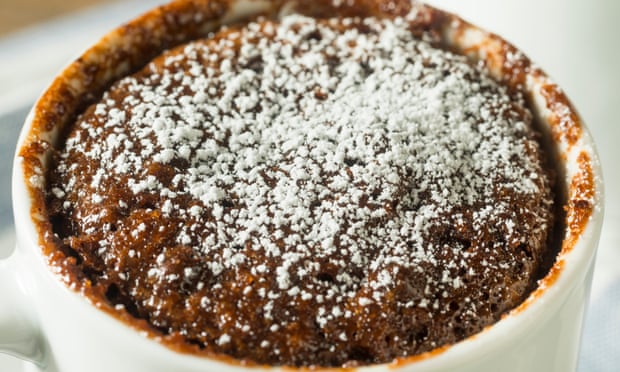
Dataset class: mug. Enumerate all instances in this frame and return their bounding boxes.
[0,0,604,371]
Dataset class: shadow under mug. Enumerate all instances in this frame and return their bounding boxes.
[0,0,605,371]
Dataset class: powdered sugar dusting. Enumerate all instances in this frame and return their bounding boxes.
[49,10,554,365]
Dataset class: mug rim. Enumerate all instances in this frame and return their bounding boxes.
[11,0,605,370]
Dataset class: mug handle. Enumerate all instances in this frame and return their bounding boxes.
[0,249,46,367]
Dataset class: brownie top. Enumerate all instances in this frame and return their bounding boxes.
[46,7,555,368]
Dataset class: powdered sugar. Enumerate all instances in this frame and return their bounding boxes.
[50,10,553,360]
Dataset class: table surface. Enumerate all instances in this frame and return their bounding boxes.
[0,0,117,35]
[0,1,618,371]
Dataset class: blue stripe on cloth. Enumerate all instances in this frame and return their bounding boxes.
[0,105,31,231]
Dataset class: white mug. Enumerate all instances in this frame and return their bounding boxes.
[0,1,604,371]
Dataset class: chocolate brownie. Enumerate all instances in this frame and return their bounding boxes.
[46,2,556,367]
